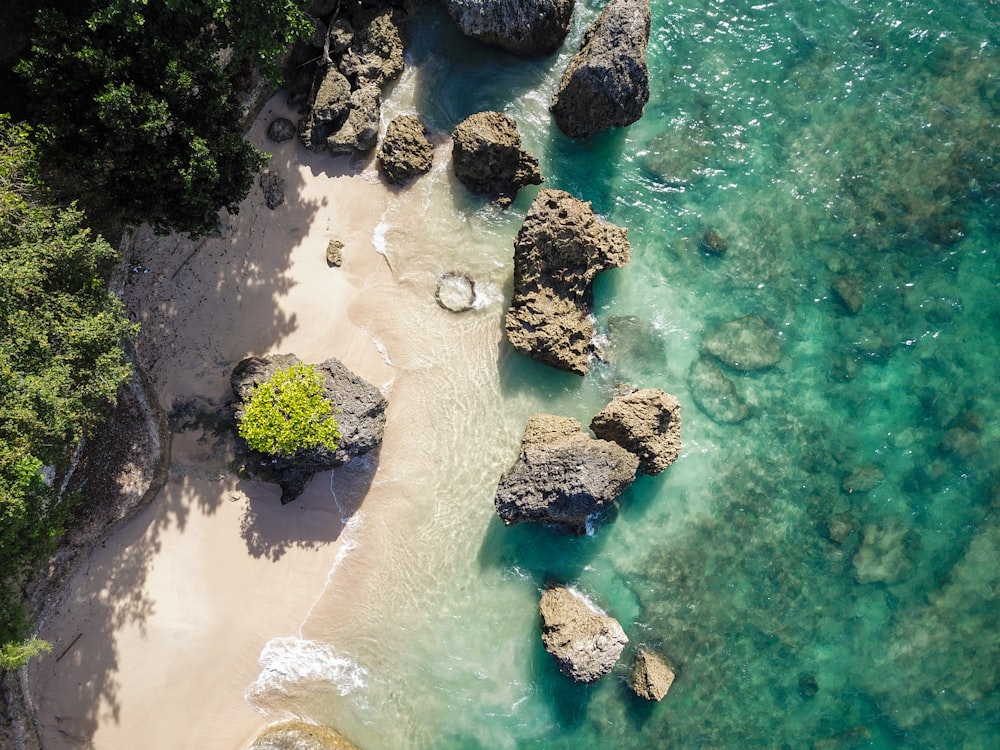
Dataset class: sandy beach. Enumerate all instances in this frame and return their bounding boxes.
[23,93,399,749]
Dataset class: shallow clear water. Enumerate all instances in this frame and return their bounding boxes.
[249,1,1000,747]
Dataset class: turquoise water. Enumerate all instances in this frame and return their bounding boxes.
[251,1,1000,747]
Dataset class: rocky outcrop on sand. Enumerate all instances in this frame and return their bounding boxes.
[451,111,543,205]
[377,114,434,183]
[700,315,782,371]
[248,719,361,750]
[231,354,387,503]
[590,388,681,476]
[539,586,628,683]
[443,0,575,56]
[494,414,639,534]
[298,6,408,154]
[629,647,676,701]
[505,189,630,374]
[550,0,651,138]
[260,171,286,209]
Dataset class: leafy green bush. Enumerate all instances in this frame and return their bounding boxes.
[238,362,340,457]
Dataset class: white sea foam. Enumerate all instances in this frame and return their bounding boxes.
[245,636,368,709]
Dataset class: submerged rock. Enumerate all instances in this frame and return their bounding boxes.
[590,388,681,476]
[539,586,628,683]
[248,719,360,750]
[852,518,918,584]
[451,111,543,205]
[700,316,782,371]
[687,357,752,424]
[505,189,630,374]
[232,354,387,503]
[640,126,713,186]
[831,274,865,314]
[378,114,434,184]
[494,414,639,534]
[435,271,476,312]
[444,0,575,56]
[550,0,651,138]
[700,229,728,255]
[629,647,676,701]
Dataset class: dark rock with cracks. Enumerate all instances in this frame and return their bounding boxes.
[299,67,353,152]
[539,586,628,683]
[494,414,639,534]
[260,171,285,209]
[231,354,387,504]
[505,189,630,374]
[590,388,681,476]
[550,0,651,138]
[451,111,543,206]
[326,85,381,154]
[443,0,575,56]
[629,647,676,701]
[378,114,434,183]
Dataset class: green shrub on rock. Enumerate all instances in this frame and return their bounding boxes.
[238,362,340,457]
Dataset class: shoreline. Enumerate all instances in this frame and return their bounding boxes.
[20,92,399,749]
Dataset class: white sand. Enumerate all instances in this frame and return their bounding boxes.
[24,94,398,750]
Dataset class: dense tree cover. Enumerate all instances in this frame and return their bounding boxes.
[239,362,341,457]
[15,0,310,235]
[0,116,135,667]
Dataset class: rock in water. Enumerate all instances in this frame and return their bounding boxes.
[494,414,639,534]
[590,388,681,476]
[231,354,387,503]
[248,719,360,750]
[539,586,628,683]
[378,114,434,183]
[443,0,575,56]
[550,0,651,138]
[687,357,752,424]
[435,271,476,312]
[505,189,630,374]
[451,111,543,205]
[700,315,782,371]
[629,647,676,701]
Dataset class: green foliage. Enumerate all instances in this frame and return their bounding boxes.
[15,0,310,236]
[239,362,340,457]
[0,636,51,671]
[0,116,135,662]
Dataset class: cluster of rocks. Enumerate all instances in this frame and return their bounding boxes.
[495,387,681,534]
[538,585,676,698]
[231,353,387,504]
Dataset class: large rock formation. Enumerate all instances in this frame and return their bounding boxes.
[298,7,408,154]
[539,586,628,683]
[377,114,434,183]
[451,111,543,206]
[550,0,651,139]
[248,719,361,750]
[494,414,639,534]
[505,189,630,374]
[231,354,387,503]
[590,388,681,476]
[443,0,575,56]
[628,647,676,701]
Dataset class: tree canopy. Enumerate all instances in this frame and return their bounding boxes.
[16,0,310,235]
[239,362,341,457]
[0,116,135,666]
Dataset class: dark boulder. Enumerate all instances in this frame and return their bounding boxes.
[590,388,681,476]
[377,114,434,183]
[539,586,628,683]
[451,111,543,206]
[505,189,630,374]
[550,0,651,138]
[494,414,639,534]
[443,0,575,56]
[232,354,387,503]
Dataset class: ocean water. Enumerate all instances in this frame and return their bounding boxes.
[248,1,1000,748]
